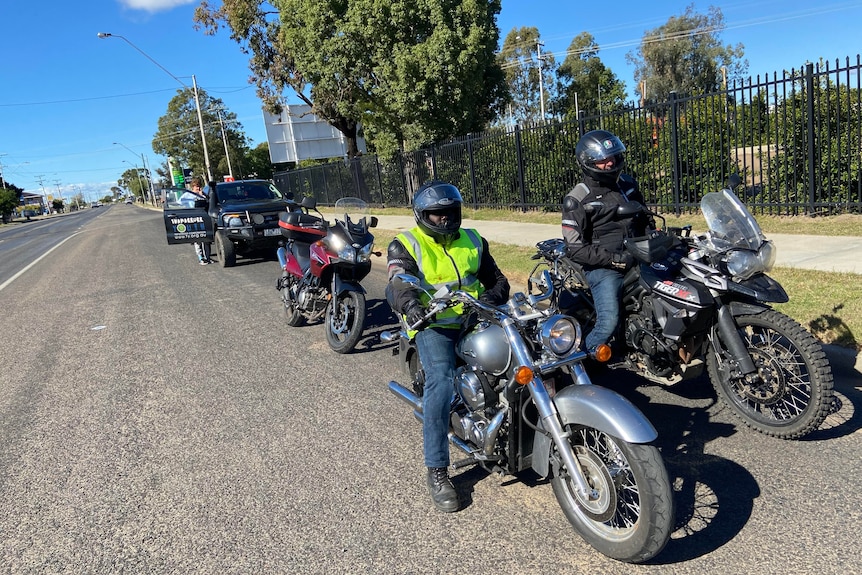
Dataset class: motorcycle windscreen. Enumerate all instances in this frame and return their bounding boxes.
[163,188,214,245]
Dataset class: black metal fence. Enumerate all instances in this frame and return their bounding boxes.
[274,55,862,216]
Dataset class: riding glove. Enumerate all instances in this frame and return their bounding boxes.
[610,252,635,271]
[404,300,427,329]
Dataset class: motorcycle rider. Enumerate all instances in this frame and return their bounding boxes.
[386,180,510,513]
[562,130,652,353]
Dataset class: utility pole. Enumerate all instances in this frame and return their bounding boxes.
[536,40,546,122]
[53,180,64,212]
[35,175,48,214]
[216,108,234,179]
[0,153,7,188]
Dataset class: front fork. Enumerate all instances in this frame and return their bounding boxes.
[502,320,600,502]
[715,303,757,375]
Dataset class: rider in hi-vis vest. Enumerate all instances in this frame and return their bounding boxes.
[386,181,509,513]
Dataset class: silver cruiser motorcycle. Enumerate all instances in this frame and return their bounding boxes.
[529,176,834,439]
[382,272,674,563]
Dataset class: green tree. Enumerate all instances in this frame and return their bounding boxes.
[195,0,507,158]
[0,188,21,223]
[152,87,248,182]
[498,27,556,124]
[627,5,746,104]
[118,168,149,202]
[555,32,627,119]
[242,142,276,180]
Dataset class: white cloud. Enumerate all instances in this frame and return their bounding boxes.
[118,0,196,13]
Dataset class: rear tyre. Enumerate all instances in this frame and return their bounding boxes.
[215,230,236,268]
[280,274,306,327]
[550,426,673,563]
[325,291,366,353]
[707,309,834,439]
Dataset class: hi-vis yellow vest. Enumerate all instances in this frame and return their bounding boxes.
[396,227,484,329]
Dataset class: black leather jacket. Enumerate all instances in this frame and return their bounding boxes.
[561,173,651,269]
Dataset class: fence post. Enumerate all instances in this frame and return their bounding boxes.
[467,139,479,208]
[514,125,527,211]
[374,156,385,205]
[669,91,682,216]
[805,62,816,215]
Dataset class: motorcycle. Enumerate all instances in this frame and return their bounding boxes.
[381,272,674,563]
[529,175,834,439]
[276,196,379,353]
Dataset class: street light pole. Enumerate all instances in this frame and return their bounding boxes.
[191,75,213,181]
[98,32,213,181]
[114,142,155,204]
[123,161,145,202]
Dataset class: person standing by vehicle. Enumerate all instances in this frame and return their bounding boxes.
[179,176,212,265]
[386,181,510,513]
[562,130,652,353]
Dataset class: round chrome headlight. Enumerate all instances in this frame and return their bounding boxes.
[540,315,581,356]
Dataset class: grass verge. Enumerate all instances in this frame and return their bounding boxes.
[374,229,860,351]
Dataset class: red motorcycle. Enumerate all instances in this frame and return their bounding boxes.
[276,197,379,353]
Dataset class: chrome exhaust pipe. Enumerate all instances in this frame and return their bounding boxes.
[389,381,476,456]
[388,381,421,412]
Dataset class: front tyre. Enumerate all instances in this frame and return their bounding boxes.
[325,290,366,353]
[550,426,673,563]
[215,230,236,268]
[707,309,834,439]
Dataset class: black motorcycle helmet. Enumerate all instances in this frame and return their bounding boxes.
[413,180,463,243]
[575,129,626,184]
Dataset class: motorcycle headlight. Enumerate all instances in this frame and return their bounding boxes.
[540,315,581,356]
[330,235,355,262]
[355,242,374,263]
[724,241,775,280]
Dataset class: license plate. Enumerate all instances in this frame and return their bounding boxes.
[264,228,281,236]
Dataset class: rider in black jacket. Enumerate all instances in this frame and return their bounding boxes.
[562,130,651,352]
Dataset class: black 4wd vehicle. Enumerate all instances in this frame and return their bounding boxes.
[163,179,297,267]
[207,179,297,267]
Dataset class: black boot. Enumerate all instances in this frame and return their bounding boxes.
[426,467,459,513]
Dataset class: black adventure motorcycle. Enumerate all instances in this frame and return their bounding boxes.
[382,272,674,563]
[529,176,834,439]
[276,197,378,353]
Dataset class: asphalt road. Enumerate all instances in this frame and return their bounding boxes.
[1,206,860,574]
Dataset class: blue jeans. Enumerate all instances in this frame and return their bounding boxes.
[584,267,624,351]
[414,326,459,469]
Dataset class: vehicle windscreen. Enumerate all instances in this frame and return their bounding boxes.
[218,182,282,202]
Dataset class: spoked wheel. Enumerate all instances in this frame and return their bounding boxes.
[280,273,305,327]
[550,426,673,563]
[707,309,834,439]
[325,290,366,353]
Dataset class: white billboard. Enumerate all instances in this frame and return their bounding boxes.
[263,105,366,164]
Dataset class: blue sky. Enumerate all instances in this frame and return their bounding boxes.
[2,0,861,203]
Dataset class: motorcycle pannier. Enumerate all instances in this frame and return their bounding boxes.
[278,211,328,243]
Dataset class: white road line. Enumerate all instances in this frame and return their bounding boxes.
[0,231,81,293]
